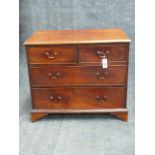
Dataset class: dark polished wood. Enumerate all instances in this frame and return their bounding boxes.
[31,112,48,122]
[24,29,130,122]
[79,44,128,63]
[110,111,128,121]
[24,29,131,45]
[31,109,128,122]
[31,87,126,109]
[29,66,127,86]
[26,46,76,64]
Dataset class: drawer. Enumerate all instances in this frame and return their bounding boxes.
[32,87,126,109]
[30,66,127,86]
[79,44,128,63]
[26,46,76,64]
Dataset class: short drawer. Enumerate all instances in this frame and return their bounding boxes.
[32,87,126,109]
[26,46,76,64]
[30,66,127,86]
[79,44,128,63]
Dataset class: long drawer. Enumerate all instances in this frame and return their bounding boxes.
[32,87,126,109]
[26,46,76,64]
[30,66,127,86]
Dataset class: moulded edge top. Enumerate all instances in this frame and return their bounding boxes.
[24,28,131,45]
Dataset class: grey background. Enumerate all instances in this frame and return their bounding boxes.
[20,0,135,155]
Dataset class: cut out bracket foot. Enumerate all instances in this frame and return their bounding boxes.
[30,109,128,122]
[110,111,128,121]
[31,112,48,122]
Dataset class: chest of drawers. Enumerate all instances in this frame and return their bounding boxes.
[24,29,130,122]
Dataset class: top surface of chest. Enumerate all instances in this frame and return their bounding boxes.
[24,29,130,45]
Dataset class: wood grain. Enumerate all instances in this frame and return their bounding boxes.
[31,112,48,122]
[26,46,76,64]
[79,44,128,62]
[31,109,128,122]
[29,66,127,86]
[24,29,131,45]
[110,111,128,121]
[31,87,126,109]
[31,108,128,113]
[24,29,130,122]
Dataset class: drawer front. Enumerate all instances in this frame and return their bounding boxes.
[26,46,75,64]
[79,44,128,63]
[30,66,127,86]
[32,87,126,109]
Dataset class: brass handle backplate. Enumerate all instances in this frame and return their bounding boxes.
[96,70,108,80]
[49,96,62,103]
[96,50,109,58]
[96,96,107,103]
[45,51,57,59]
[48,72,61,79]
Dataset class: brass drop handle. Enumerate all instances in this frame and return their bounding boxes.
[96,95,107,103]
[49,96,62,103]
[96,50,109,58]
[45,51,57,59]
[96,70,108,79]
[48,72,61,79]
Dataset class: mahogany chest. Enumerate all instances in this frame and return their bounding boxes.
[24,29,130,122]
